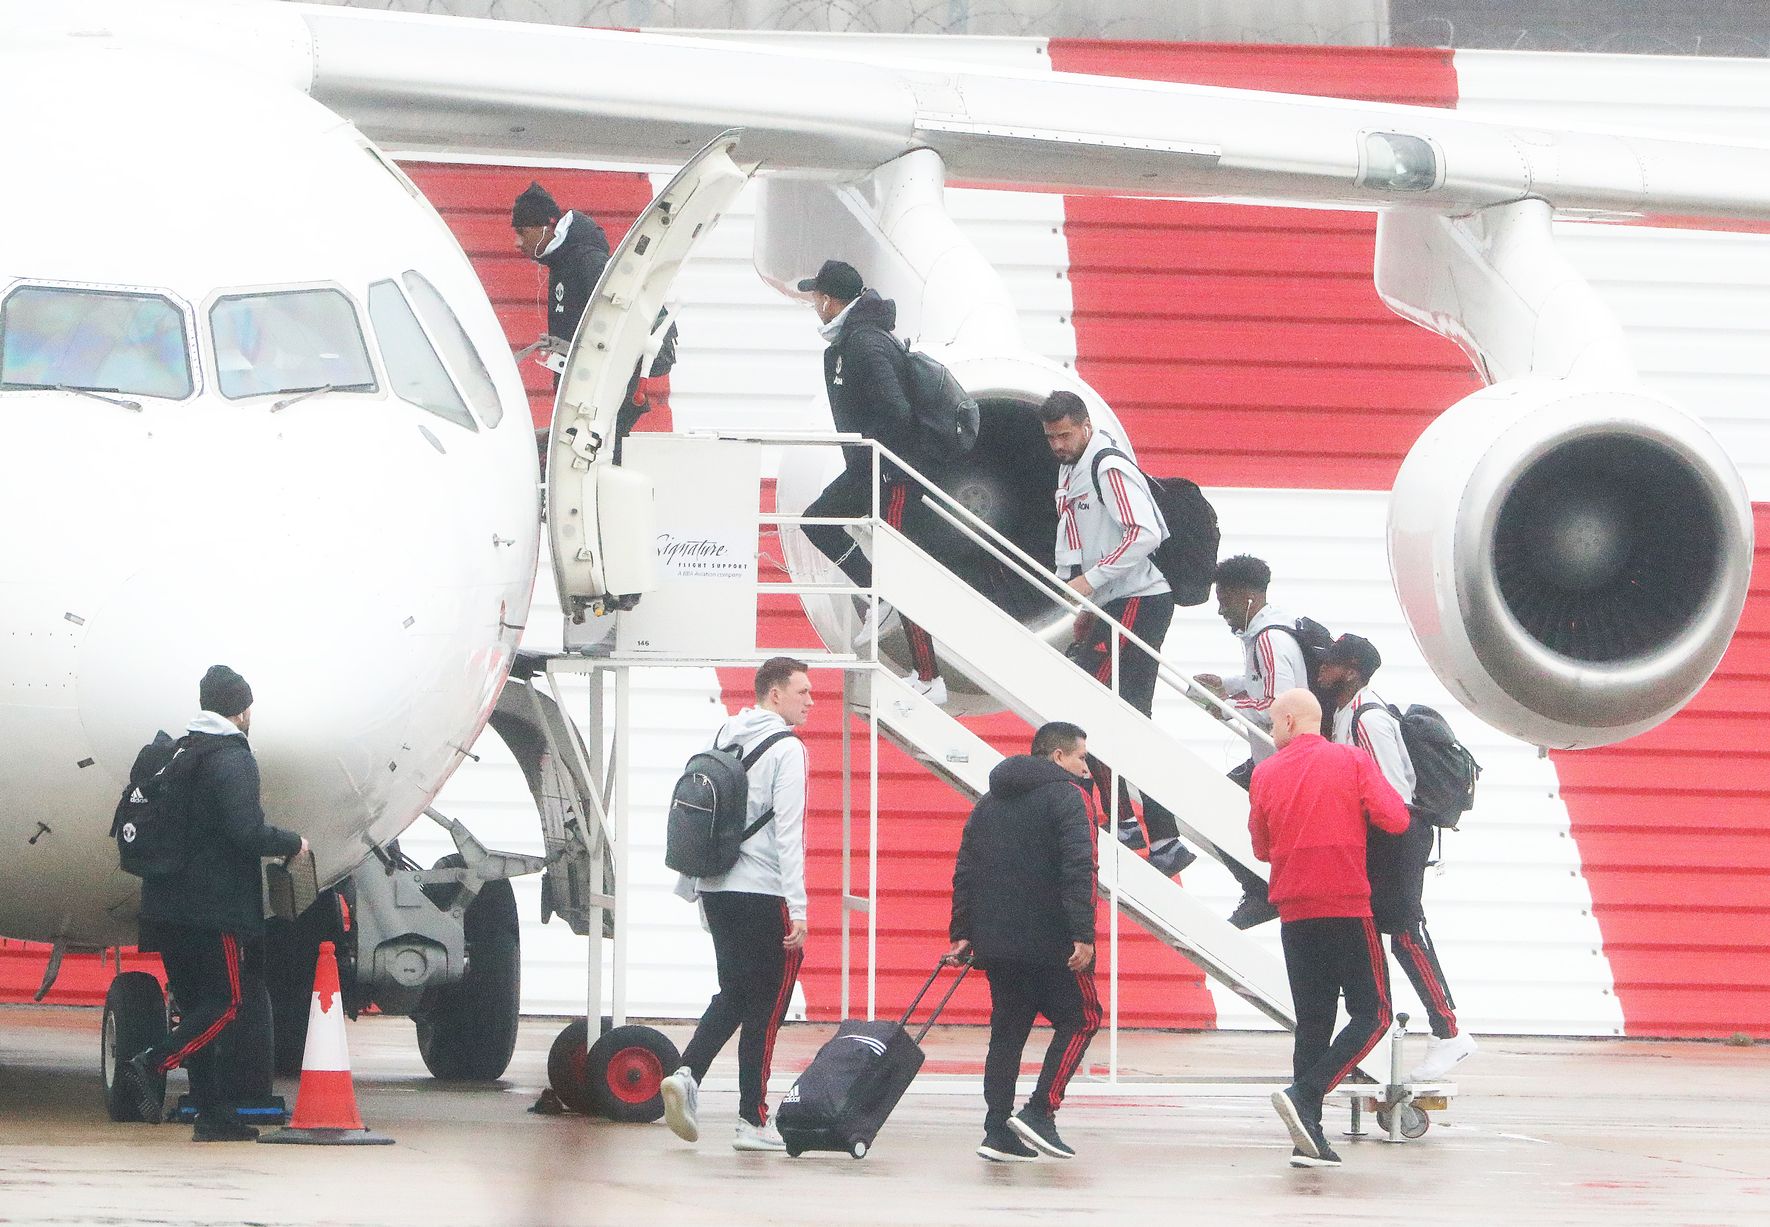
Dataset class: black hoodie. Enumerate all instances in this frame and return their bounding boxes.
[950,755,1097,966]
[821,289,921,475]
[541,210,612,342]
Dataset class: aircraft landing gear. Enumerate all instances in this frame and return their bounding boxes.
[101,971,167,1122]
[415,854,521,1081]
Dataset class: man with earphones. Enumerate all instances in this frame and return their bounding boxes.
[512,181,676,459]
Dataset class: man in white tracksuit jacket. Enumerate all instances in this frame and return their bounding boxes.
[1314,633,1476,1083]
[662,657,812,1153]
[1195,552,1312,927]
[1039,391,1193,878]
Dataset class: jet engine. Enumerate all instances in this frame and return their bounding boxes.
[1389,379,1753,748]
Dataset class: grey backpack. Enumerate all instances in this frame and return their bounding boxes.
[665,730,796,877]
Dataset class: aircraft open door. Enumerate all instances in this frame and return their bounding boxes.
[546,130,759,618]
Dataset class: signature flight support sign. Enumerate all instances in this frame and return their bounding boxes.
[616,435,760,657]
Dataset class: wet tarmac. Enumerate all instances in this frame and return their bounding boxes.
[1,1004,1766,1226]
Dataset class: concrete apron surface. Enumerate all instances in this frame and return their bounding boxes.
[1,1005,1767,1226]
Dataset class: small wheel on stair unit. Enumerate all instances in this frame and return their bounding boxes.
[585,1025,680,1123]
[545,1016,614,1115]
[1375,1102,1431,1139]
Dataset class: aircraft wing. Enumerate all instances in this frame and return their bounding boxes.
[307,5,1770,221]
[12,1,1770,220]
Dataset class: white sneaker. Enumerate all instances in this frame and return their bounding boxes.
[1408,1032,1477,1082]
[660,1066,700,1143]
[904,673,948,706]
[732,1119,787,1152]
[853,602,901,648]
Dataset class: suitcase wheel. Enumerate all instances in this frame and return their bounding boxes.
[850,1141,868,1160]
[785,1143,804,1158]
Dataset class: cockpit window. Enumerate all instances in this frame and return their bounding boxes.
[210,288,376,400]
[0,285,193,399]
[367,280,476,432]
[402,271,503,428]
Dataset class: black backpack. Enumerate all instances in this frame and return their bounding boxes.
[1089,448,1220,606]
[1354,701,1483,828]
[885,335,980,462]
[665,729,798,878]
[1260,616,1335,690]
[111,733,228,879]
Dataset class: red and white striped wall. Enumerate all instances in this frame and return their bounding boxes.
[6,37,1765,1041]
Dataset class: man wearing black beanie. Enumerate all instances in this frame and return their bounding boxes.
[124,665,306,1142]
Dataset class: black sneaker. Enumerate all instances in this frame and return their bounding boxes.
[976,1127,1039,1163]
[125,1052,164,1124]
[1270,1086,1319,1158]
[1229,893,1280,930]
[1009,1108,1075,1159]
[1289,1145,1342,1169]
[1115,821,1147,851]
[193,1112,259,1143]
[1146,841,1197,878]
[1301,1123,1342,1167]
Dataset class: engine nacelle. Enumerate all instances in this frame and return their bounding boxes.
[1389,378,1753,748]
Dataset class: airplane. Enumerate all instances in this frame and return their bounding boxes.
[0,0,1756,1117]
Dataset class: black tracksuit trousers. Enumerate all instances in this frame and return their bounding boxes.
[803,468,941,681]
[1369,815,1460,1039]
[1280,916,1392,1125]
[140,924,263,1112]
[680,891,805,1127]
[981,960,1102,1132]
[1071,592,1182,848]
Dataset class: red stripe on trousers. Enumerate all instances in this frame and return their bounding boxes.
[1327,918,1392,1091]
[756,901,803,1125]
[159,933,241,1073]
[1398,930,1458,1034]
[1043,971,1103,1113]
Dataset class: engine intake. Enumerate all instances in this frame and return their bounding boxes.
[1390,379,1752,748]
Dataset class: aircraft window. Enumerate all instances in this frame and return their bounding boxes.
[0,285,192,400]
[402,271,503,427]
[367,280,477,432]
[210,289,377,400]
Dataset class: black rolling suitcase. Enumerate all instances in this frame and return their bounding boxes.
[777,957,970,1158]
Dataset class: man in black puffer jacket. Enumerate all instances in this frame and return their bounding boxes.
[948,721,1101,1164]
[512,181,611,347]
[797,259,948,704]
[126,665,305,1142]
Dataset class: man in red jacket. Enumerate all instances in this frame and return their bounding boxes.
[1250,688,1410,1169]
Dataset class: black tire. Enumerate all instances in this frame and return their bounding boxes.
[585,1025,679,1123]
[415,858,521,1082]
[102,972,167,1123]
[547,1019,594,1114]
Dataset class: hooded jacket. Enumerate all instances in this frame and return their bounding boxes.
[1248,733,1411,922]
[138,712,303,939]
[821,290,922,476]
[683,706,809,920]
[950,756,1097,966]
[1223,602,1309,757]
[540,210,612,342]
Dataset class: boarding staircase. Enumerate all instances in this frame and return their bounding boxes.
[794,441,1384,1079]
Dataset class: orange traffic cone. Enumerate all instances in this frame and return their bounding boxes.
[259,941,393,1146]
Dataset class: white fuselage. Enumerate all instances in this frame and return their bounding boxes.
[0,50,540,945]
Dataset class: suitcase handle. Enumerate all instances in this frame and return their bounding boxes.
[899,954,972,1043]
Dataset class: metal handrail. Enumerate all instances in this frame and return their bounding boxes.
[714,429,1276,755]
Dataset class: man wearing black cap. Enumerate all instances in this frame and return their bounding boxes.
[124,665,306,1142]
[1314,634,1475,1082]
[797,259,947,703]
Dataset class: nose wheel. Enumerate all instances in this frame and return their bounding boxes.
[101,971,168,1122]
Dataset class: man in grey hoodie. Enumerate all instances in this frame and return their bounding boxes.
[661,657,812,1152]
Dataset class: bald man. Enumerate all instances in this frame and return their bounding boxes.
[1250,689,1411,1169]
